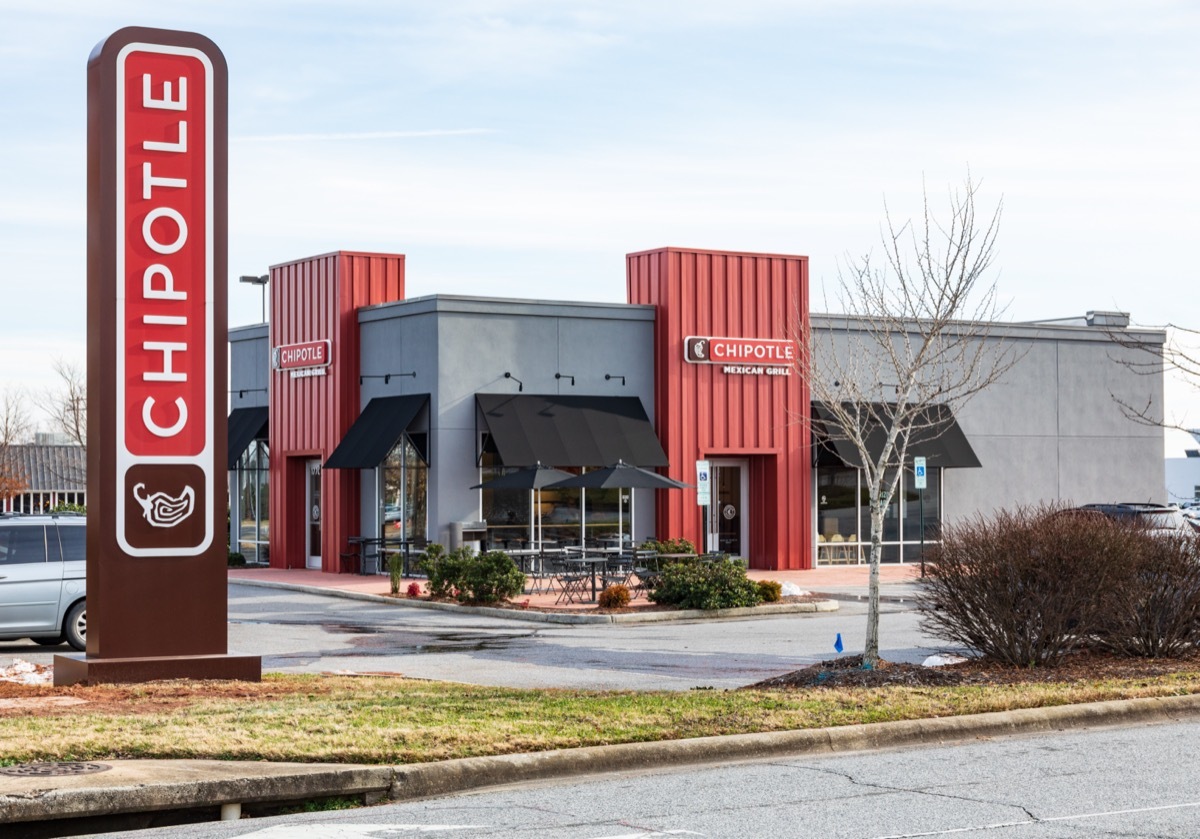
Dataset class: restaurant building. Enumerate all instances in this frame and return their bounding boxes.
[228,248,1165,571]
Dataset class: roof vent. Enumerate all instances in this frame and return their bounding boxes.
[1086,310,1130,328]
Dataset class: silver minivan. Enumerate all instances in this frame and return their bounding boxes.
[0,514,86,650]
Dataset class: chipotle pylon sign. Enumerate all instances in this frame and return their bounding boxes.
[114,35,217,555]
[62,25,259,686]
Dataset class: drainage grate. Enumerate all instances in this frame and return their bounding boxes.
[0,762,112,777]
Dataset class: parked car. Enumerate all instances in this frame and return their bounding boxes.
[1074,503,1199,537]
[0,514,86,650]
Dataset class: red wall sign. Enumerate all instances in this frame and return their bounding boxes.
[683,336,797,366]
[272,339,332,371]
[116,40,216,557]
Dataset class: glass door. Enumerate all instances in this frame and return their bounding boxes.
[706,459,749,557]
[305,459,322,569]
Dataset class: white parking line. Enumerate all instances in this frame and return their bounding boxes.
[870,799,1200,838]
[233,826,485,838]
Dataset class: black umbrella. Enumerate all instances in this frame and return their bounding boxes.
[471,462,574,550]
[545,460,691,545]
[469,463,573,491]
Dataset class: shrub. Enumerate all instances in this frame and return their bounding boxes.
[419,543,471,599]
[917,505,1137,666]
[388,552,405,595]
[650,559,762,610]
[405,581,423,598]
[459,550,525,604]
[756,580,782,603]
[598,584,631,609]
[419,544,524,604]
[227,551,246,567]
[1095,534,1200,657]
[640,537,698,556]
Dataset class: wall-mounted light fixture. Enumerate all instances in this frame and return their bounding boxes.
[232,387,267,399]
[238,273,269,323]
[555,373,575,386]
[359,372,416,385]
[504,372,523,392]
[604,374,626,386]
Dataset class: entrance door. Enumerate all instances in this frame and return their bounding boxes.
[305,460,322,570]
[706,459,749,557]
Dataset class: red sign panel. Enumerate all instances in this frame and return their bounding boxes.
[116,42,215,556]
[273,339,331,371]
[683,336,797,365]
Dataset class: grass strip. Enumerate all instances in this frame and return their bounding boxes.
[3,672,1200,765]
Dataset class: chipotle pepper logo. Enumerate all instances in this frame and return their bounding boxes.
[133,482,196,528]
[113,41,216,556]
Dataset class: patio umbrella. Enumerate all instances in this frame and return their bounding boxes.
[545,460,691,546]
[471,462,573,550]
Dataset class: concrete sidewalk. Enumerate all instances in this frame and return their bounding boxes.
[227,562,922,621]
[6,693,1200,833]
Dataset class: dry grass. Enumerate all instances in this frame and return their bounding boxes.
[3,668,1200,765]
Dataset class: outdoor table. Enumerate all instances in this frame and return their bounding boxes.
[562,555,609,602]
[379,538,417,576]
[504,548,542,574]
[345,536,384,575]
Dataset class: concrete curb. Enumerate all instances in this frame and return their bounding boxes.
[385,691,1200,800]
[6,692,1200,824]
[231,577,838,624]
[0,761,396,823]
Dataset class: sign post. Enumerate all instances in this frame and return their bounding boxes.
[696,459,711,552]
[55,26,260,684]
[914,456,927,577]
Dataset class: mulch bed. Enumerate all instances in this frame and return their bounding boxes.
[745,650,1200,690]
[384,593,822,615]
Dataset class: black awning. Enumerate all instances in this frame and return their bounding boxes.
[475,394,667,468]
[812,402,981,469]
[227,406,269,469]
[325,394,429,469]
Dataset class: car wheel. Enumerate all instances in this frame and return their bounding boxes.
[31,635,65,646]
[64,601,86,651]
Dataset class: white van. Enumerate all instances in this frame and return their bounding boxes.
[0,514,86,650]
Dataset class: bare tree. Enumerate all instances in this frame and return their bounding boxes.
[41,358,87,451]
[1104,322,1186,432]
[799,175,1022,667]
[0,389,31,502]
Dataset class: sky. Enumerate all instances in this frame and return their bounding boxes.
[2,1,1198,453]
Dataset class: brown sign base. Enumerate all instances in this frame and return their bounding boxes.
[53,653,262,686]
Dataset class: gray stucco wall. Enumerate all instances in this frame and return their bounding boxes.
[358,295,658,545]
[810,315,1166,523]
[227,323,270,549]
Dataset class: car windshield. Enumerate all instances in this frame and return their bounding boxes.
[1141,511,1186,529]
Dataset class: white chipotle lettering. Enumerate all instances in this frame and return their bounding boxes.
[139,73,191,439]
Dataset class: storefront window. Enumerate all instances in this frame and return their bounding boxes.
[478,458,621,550]
[237,440,269,563]
[815,463,941,565]
[816,468,860,564]
[380,435,428,545]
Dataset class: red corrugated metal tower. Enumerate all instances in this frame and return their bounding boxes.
[627,247,812,570]
[267,251,405,570]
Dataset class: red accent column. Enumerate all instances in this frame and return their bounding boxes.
[267,251,405,571]
[627,248,811,570]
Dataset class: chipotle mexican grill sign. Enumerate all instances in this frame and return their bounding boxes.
[272,339,332,378]
[683,336,796,376]
[101,31,223,557]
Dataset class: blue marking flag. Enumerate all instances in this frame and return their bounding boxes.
[834,633,844,654]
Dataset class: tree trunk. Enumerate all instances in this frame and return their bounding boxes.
[863,500,885,668]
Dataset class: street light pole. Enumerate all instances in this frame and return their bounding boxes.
[238,274,269,323]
